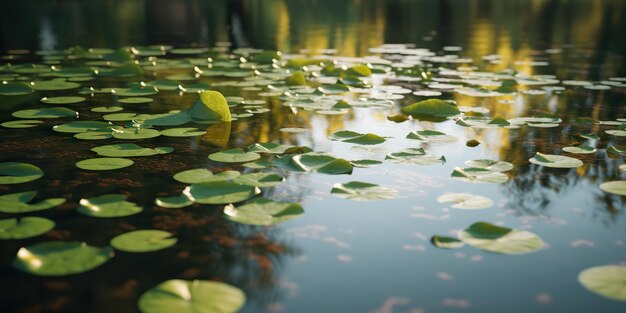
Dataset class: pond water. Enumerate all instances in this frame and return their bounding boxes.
[1,0,626,313]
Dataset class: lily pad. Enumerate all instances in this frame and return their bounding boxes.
[118,97,154,104]
[110,230,177,253]
[232,173,284,187]
[437,193,493,209]
[223,197,304,226]
[563,146,597,154]
[186,182,260,204]
[0,162,44,184]
[599,181,626,196]
[606,130,626,137]
[0,217,55,239]
[209,148,261,163]
[1,120,43,128]
[155,194,194,209]
[12,107,77,119]
[13,241,113,276]
[53,121,111,133]
[464,159,513,172]
[77,194,143,218]
[578,265,626,301]
[112,127,161,140]
[350,159,383,168]
[91,144,173,157]
[173,169,241,184]
[273,153,353,175]
[247,142,292,154]
[331,181,398,201]
[451,167,509,183]
[406,130,457,143]
[92,106,123,113]
[0,191,65,213]
[76,158,134,171]
[385,148,446,165]
[401,99,460,117]
[30,80,81,91]
[161,127,207,137]
[607,146,626,155]
[431,236,465,249]
[457,222,544,255]
[330,130,386,145]
[41,96,85,104]
[0,82,33,95]
[138,279,246,313]
[529,152,583,168]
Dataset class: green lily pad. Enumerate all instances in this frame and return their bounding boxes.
[12,107,77,119]
[155,194,194,209]
[13,241,113,276]
[209,148,261,163]
[75,131,113,140]
[247,142,292,154]
[53,121,111,133]
[563,146,597,154]
[173,169,241,184]
[350,159,383,168]
[437,193,493,209]
[578,265,626,301]
[110,230,177,253]
[138,279,246,313]
[401,99,460,117]
[331,181,398,201]
[599,181,626,196]
[385,148,446,165]
[0,82,33,95]
[457,222,544,255]
[76,158,134,171]
[232,173,284,187]
[464,159,513,172]
[451,167,509,183]
[118,97,154,104]
[606,130,626,137]
[285,71,307,85]
[0,162,44,184]
[578,133,601,141]
[170,48,209,55]
[30,80,81,91]
[186,182,260,204]
[0,217,55,239]
[77,194,143,218]
[161,127,207,137]
[112,127,161,140]
[273,153,353,175]
[91,106,123,113]
[1,120,43,128]
[224,197,304,226]
[91,144,173,157]
[0,191,65,213]
[41,96,86,104]
[529,152,583,168]
[406,130,457,143]
[607,146,626,155]
[330,130,386,145]
[113,86,158,97]
[431,236,465,249]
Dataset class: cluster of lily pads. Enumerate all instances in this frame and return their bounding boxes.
[1,43,626,310]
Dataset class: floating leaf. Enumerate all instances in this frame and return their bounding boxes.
[186,182,260,204]
[331,181,398,201]
[578,265,626,301]
[30,80,81,91]
[173,169,241,184]
[431,236,465,249]
[0,82,33,95]
[285,71,307,85]
[91,144,173,157]
[451,167,509,183]
[578,133,601,141]
[224,198,303,226]
[273,153,353,174]
[406,130,457,143]
[91,106,123,113]
[385,148,445,165]
[12,107,77,119]
[330,130,386,145]
[1,120,43,128]
[110,230,177,253]
[401,99,460,117]
[76,158,134,171]
[41,96,85,104]
[0,191,65,213]
[112,127,161,140]
[607,146,626,155]
[118,97,154,104]
[53,121,111,133]
[437,193,493,209]
[0,162,44,184]
[457,222,544,254]
[0,217,55,239]
[233,173,284,187]
[155,194,193,209]
[248,142,292,154]
[599,181,626,196]
[529,152,583,168]
[606,130,626,137]
[563,146,597,154]
[138,279,246,313]
[13,241,113,276]
[77,194,143,218]
[350,159,383,168]
[209,148,261,163]
[464,159,513,172]
[161,127,207,137]
[75,131,113,140]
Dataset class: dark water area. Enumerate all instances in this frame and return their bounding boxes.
[1,1,626,313]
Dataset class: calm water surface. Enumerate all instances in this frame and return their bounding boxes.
[1,1,625,313]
